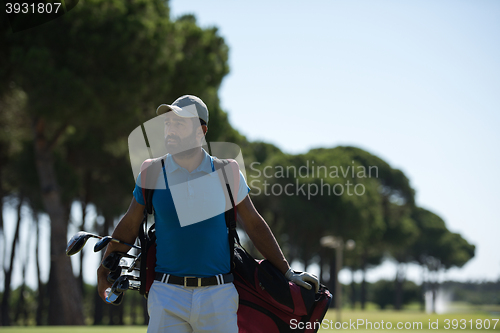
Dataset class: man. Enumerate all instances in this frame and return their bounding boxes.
[97,95,319,332]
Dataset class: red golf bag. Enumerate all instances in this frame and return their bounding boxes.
[233,247,332,333]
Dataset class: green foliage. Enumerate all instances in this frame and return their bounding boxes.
[2,0,240,216]
[410,207,475,271]
[249,145,402,266]
[3,141,44,211]
[1,0,240,325]
[437,232,475,270]
[371,279,420,310]
[1,284,38,325]
[443,280,500,305]
[242,140,284,166]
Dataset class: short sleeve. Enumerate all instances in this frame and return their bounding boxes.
[236,170,250,205]
[133,173,146,206]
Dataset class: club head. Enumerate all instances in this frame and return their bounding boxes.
[114,275,130,293]
[106,276,129,305]
[107,269,121,284]
[66,231,97,256]
[94,236,112,252]
[102,252,122,272]
[106,288,124,305]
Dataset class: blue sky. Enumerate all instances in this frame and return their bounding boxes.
[167,0,500,283]
[2,0,499,291]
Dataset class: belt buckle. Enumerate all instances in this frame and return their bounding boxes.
[184,276,201,287]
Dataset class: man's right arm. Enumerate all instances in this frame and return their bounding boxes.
[97,197,145,302]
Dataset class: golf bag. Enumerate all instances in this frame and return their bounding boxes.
[138,156,332,332]
[233,247,332,333]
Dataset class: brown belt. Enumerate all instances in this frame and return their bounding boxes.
[154,272,234,287]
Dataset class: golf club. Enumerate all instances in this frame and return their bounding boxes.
[106,278,125,304]
[109,275,131,294]
[105,287,124,305]
[66,231,102,256]
[127,252,142,272]
[102,252,134,268]
[102,253,139,272]
[102,252,124,272]
[104,252,140,283]
[106,266,140,282]
[106,275,141,304]
[107,269,122,284]
[94,236,141,253]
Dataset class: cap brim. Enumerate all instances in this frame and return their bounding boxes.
[156,104,198,118]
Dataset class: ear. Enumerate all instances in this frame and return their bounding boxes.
[195,124,208,143]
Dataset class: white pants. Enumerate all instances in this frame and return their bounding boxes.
[147,280,239,333]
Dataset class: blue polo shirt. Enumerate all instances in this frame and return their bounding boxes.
[133,150,250,277]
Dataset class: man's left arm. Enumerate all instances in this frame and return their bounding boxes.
[236,195,290,274]
[236,195,319,292]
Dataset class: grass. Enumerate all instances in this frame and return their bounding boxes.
[317,307,500,332]
[1,307,500,332]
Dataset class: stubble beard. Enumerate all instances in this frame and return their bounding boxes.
[165,131,200,158]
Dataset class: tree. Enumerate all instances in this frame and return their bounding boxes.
[247,146,388,307]
[372,279,419,310]
[306,146,415,309]
[410,207,475,312]
[2,0,236,324]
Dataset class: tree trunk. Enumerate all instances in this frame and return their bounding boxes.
[15,217,34,325]
[34,212,46,326]
[93,289,104,325]
[420,265,426,312]
[78,173,91,294]
[0,196,4,326]
[14,260,28,324]
[304,257,312,274]
[93,218,105,326]
[350,268,356,309]
[33,117,84,325]
[1,194,23,326]
[329,256,336,308]
[47,263,65,325]
[360,252,367,310]
[394,262,405,310]
[431,269,440,314]
[318,249,324,284]
[431,282,437,314]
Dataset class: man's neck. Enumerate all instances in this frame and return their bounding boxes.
[171,147,204,173]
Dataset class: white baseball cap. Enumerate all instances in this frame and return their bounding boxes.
[156,95,209,124]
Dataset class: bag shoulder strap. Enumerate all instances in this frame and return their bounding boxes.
[213,158,242,270]
[138,156,165,296]
[139,156,165,215]
[138,156,164,259]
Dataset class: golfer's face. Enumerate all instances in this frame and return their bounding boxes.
[163,112,198,154]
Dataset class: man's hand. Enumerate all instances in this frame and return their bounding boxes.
[96,197,145,302]
[97,266,112,302]
[285,269,320,293]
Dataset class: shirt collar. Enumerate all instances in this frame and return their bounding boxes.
[164,149,216,176]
